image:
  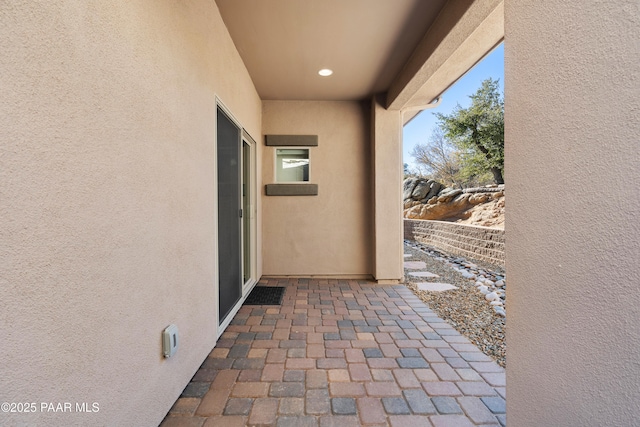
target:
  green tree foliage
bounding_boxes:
[435,78,504,185]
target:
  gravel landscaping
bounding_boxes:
[403,240,506,368]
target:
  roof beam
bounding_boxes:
[387,0,504,112]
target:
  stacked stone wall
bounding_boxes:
[404,219,505,267]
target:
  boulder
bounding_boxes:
[425,181,443,200]
[411,180,431,199]
[469,193,490,204]
[403,178,419,200]
[402,178,505,229]
[450,193,471,209]
[403,200,422,209]
[437,189,462,203]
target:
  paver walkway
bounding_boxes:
[161,278,506,427]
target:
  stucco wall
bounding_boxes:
[0,1,261,426]
[371,95,404,282]
[505,1,640,425]
[261,101,373,277]
[404,220,504,267]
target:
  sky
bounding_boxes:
[403,43,504,172]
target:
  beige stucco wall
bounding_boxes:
[261,101,373,277]
[0,1,261,426]
[371,95,404,282]
[505,1,640,425]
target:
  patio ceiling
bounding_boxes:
[215,0,446,101]
[215,0,504,109]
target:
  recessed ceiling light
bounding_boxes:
[318,69,333,77]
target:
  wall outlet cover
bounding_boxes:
[163,324,179,358]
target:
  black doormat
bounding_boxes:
[244,286,285,305]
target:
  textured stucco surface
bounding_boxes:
[371,96,404,282]
[262,101,373,277]
[505,1,640,425]
[0,1,261,426]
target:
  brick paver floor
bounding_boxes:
[160,278,506,426]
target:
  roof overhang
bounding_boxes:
[388,0,504,113]
[215,0,503,117]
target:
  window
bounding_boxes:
[276,148,309,182]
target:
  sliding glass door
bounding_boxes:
[217,107,242,323]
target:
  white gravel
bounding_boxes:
[403,241,506,368]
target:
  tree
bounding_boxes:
[435,78,504,184]
[410,127,464,188]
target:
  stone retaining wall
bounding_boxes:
[404,219,505,267]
